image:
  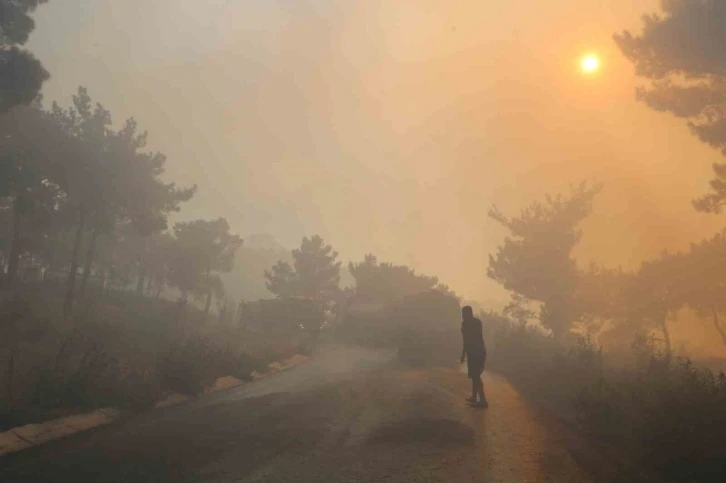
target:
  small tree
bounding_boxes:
[488,183,601,337]
[0,153,63,286]
[264,259,298,298]
[145,231,175,299]
[194,274,225,314]
[265,235,341,314]
[46,87,116,319]
[572,264,632,337]
[168,218,242,312]
[626,252,686,360]
[110,118,195,296]
[80,112,195,299]
[0,103,71,288]
[677,233,726,348]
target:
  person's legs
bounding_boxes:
[466,357,478,402]
[475,375,487,405]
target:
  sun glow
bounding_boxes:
[581,54,600,73]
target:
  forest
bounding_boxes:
[0,3,462,429]
[2,1,726,482]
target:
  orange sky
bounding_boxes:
[27,0,726,307]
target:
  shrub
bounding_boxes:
[576,353,726,481]
[333,309,398,349]
[229,352,267,381]
[240,298,324,332]
[394,290,461,366]
[297,340,313,357]
[158,335,227,396]
[336,289,461,366]
[26,338,125,412]
[483,316,726,482]
[118,369,163,411]
[1,286,314,429]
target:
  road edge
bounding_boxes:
[506,378,669,483]
[0,354,309,457]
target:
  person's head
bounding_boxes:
[462,306,473,319]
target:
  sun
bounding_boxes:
[581,54,600,73]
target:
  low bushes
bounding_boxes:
[1,330,132,429]
[575,335,726,481]
[158,335,273,395]
[394,290,461,366]
[334,305,400,349]
[0,292,305,431]
[483,316,726,482]
[334,289,461,366]
[158,335,226,396]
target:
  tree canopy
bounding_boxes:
[168,218,242,312]
[488,183,601,336]
[265,235,341,308]
[674,233,726,348]
[0,0,49,112]
[615,1,726,214]
[348,254,446,304]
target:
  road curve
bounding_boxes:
[0,346,592,483]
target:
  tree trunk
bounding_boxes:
[96,269,107,302]
[177,294,188,320]
[79,224,100,299]
[135,238,147,297]
[202,267,213,315]
[711,307,726,348]
[218,302,227,322]
[5,194,23,288]
[135,271,145,296]
[63,205,86,321]
[204,288,213,315]
[6,348,16,405]
[237,300,246,327]
[660,315,672,362]
[47,230,60,273]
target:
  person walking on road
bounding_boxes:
[460,305,488,408]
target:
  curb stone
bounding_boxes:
[0,354,309,456]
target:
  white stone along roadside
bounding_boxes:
[0,354,309,456]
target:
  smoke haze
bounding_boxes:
[26,0,726,303]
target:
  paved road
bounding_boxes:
[0,347,592,483]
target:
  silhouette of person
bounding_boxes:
[460,306,488,408]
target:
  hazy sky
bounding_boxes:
[26,0,726,303]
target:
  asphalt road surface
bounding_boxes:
[0,346,593,483]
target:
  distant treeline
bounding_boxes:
[487,182,726,356]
